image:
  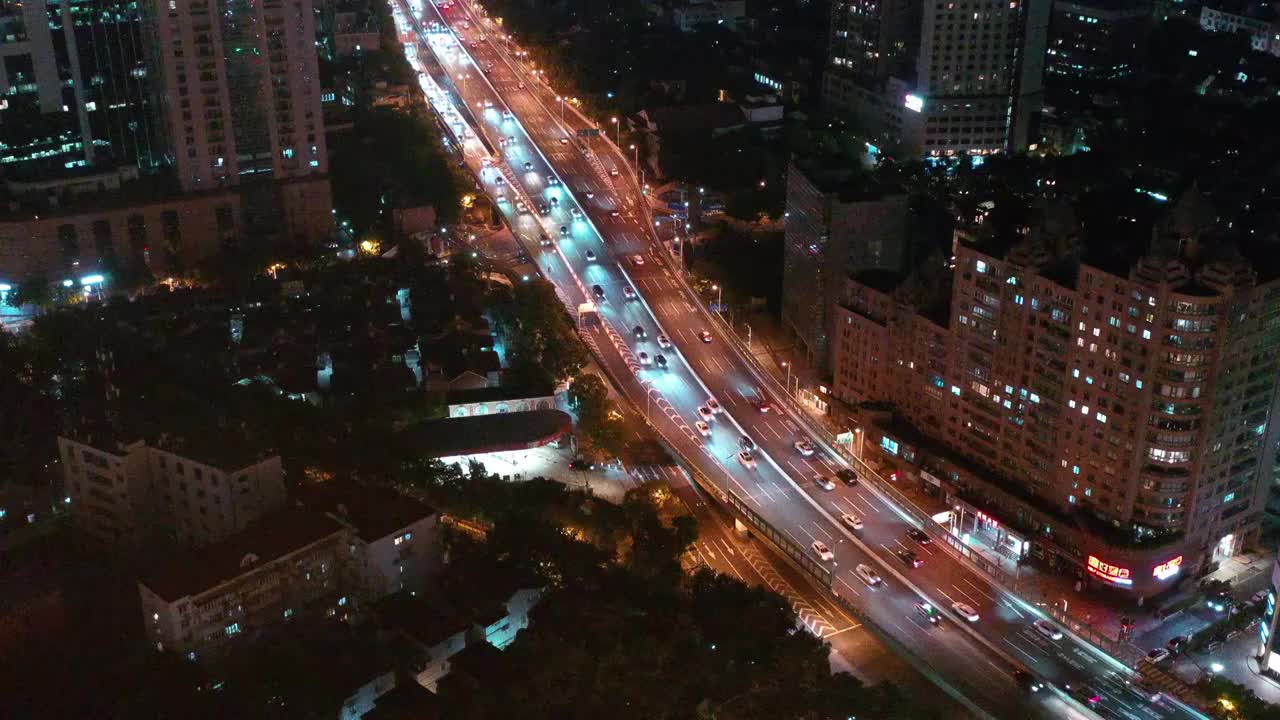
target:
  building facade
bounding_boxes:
[58,436,286,548]
[138,508,350,662]
[782,160,909,369]
[1048,0,1153,83]
[824,0,1052,159]
[1200,3,1280,57]
[830,212,1280,597]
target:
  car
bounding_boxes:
[498,137,509,148]
[501,110,512,119]
[1207,594,1233,613]
[695,421,711,437]
[506,135,516,145]
[1132,679,1163,703]
[1013,670,1044,693]
[638,352,651,366]
[609,168,620,177]
[906,528,932,546]
[494,174,505,185]
[1253,590,1270,605]
[591,285,605,300]
[855,564,882,586]
[1032,619,1064,641]
[515,200,526,213]
[585,250,597,261]
[559,137,570,145]
[812,541,834,562]
[547,175,560,185]
[915,602,942,625]
[610,210,620,217]
[559,225,569,237]
[654,354,668,369]
[1146,647,1172,664]
[523,161,533,170]
[706,398,722,414]
[1068,684,1101,707]
[739,435,755,451]
[897,549,924,568]
[815,476,836,491]
[540,236,553,247]
[951,601,979,622]
[700,331,713,343]
[623,286,636,300]
[755,400,772,413]
[836,469,859,486]
[517,81,525,89]
[657,334,671,348]
[794,439,815,456]
[631,254,645,266]
[1166,635,1188,653]
[585,191,595,199]
[737,451,756,469]
[632,325,646,339]
[537,202,550,216]
[697,406,714,421]
[570,207,581,218]
[841,513,863,531]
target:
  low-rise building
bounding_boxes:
[137,508,351,662]
[58,436,285,549]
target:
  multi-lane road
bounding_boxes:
[393,2,1210,719]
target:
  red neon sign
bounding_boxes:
[1153,556,1183,580]
[1087,555,1133,585]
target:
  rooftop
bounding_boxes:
[401,409,572,458]
[364,681,441,720]
[374,591,469,648]
[139,509,345,602]
[644,102,746,133]
[792,156,904,203]
[295,481,436,543]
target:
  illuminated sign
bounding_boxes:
[1153,556,1183,581]
[1087,555,1133,586]
[904,94,924,112]
[975,511,999,529]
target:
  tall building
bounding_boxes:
[0,0,159,181]
[782,159,910,369]
[1047,0,1153,83]
[1200,1,1280,57]
[145,0,327,190]
[58,435,286,548]
[830,193,1280,597]
[824,0,1052,160]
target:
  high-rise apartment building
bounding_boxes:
[824,0,1051,159]
[830,194,1280,597]
[1048,0,1153,83]
[58,435,286,548]
[782,159,910,369]
[145,0,327,190]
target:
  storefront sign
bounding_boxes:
[1087,555,1133,586]
[975,511,999,528]
[921,471,941,487]
[1153,556,1183,581]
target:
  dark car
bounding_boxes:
[897,550,924,568]
[739,435,755,451]
[1014,670,1044,693]
[906,528,932,546]
[654,354,668,369]
[592,285,605,301]
[836,469,859,486]
[633,325,646,339]
[1167,635,1188,654]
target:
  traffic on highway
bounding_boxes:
[393,2,1210,718]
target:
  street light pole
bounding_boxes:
[712,284,722,313]
[611,116,619,146]
[782,361,792,392]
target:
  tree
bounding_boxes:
[568,372,626,460]
[5,275,52,310]
[490,280,588,387]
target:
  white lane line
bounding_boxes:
[950,584,982,607]
[837,576,861,598]
[963,577,996,601]
[811,522,835,542]
[766,423,783,441]
[1004,637,1042,664]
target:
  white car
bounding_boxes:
[657,334,671,348]
[952,602,980,622]
[1146,648,1172,664]
[631,254,645,266]
[706,398,722,414]
[638,352,651,366]
[699,330,713,343]
[841,513,863,531]
[623,286,637,300]
[815,476,835,491]
[794,439,815,456]
[547,175,560,185]
[585,191,595,199]
[695,421,712,438]
[737,451,756,469]
[570,207,582,218]
[697,406,714,421]
[855,564,882,586]
[1033,619,1063,641]
[812,541,834,562]
[585,250,597,262]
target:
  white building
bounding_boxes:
[1200,5,1280,57]
[58,436,286,549]
[138,508,351,662]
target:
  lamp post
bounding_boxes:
[712,284,722,313]
[611,116,619,146]
[782,361,792,392]
[854,427,864,460]
[556,95,564,121]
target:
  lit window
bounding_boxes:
[225,623,241,636]
[1136,380,1144,389]
[1142,329,1151,340]
[1072,465,1080,475]
[338,596,347,607]
[881,437,900,455]
[1096,412,1107,423]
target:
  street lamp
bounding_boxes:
[711,284,722,313]
[556,95,565,121]
[611,116,619,146]
[782,361,792,391]
[853,427,864,460]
